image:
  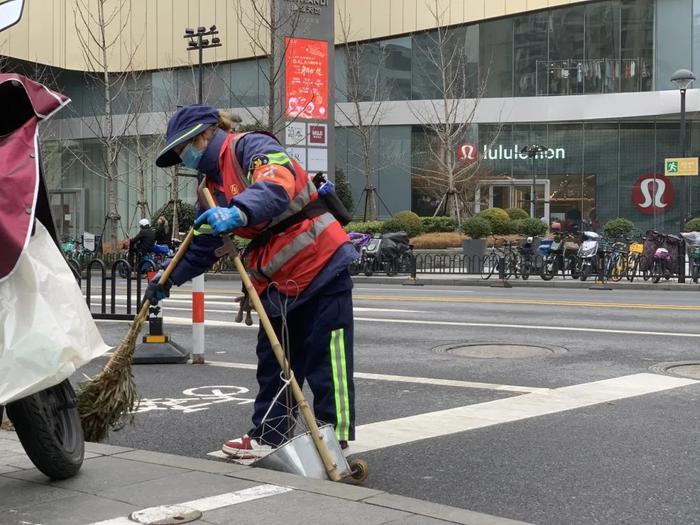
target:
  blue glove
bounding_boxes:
[194,206,247,236]
[318,180,335,197]
[143,270,172,305]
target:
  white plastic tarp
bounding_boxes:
[0,221,109,405]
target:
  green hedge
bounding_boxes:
[684,218,700,232]
[462,217,492,239]
[477,208,511,234]
[344,221,384,234]
[381,211,423,238]
[512,217,547,236]
[603,218,635,239]
[506,207,529,221]
[420,216,457,233]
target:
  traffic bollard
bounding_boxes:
[490,255,512,288]
[132,273,189,364]
[403,253,424,286]
[191,274,205,364]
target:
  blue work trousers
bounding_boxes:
[249,271,355,446]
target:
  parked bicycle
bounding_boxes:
[681,231,700,283]
[481,239,520,280]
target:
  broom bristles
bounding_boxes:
[78,309,148,442]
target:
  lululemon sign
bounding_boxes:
[631,174,675,215]
[457,143,478,165]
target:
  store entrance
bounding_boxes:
[547,174,596,232]
[476,179,550,222]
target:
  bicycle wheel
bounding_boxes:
[504,254,518,280]
[610,255,625,282]
[481,253,497,280]
[540,255,556,281]
[626,254,639,282]
[652,261,662,284]
[520,259,530,280]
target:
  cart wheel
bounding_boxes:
[348,458,369,484]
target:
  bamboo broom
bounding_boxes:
[78,229,195,442]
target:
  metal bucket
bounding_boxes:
[252,424,351,480]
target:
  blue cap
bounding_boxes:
[156,104,219,167]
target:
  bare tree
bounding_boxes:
[73,0,142,252]
[410,1,493,226]
[334,10,393,221]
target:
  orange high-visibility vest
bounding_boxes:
[206,132,349,295]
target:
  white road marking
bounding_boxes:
[205,360,546,394]
[97,314,700,339]
[351,373,698,453]
[87,484,292,525]
[353,316,700,339]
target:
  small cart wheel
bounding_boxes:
[348,458,369,484]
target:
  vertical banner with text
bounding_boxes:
[275,0,334,179]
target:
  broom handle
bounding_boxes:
[136,228,196,320]
[200,188,342,482]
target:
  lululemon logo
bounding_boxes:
[457,143,478,165]
[631,174,675,216]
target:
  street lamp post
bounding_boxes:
[521,144,548,220]
[184,26,222,104]
[671,69,695,284]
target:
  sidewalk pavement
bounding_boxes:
[206,271,700,291]
[0,429,528,525]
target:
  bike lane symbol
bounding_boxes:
[137,385,255,414]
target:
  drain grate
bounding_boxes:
[433,343,563,359]
[651,361,700,380]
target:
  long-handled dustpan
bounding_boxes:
[200,188,367,483]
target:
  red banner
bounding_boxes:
[285,37,329,120]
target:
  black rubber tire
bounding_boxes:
[521,262,530,280]
[363,260,374,277]
[481,254,497,280]
[568,256,580,280]
[580,264,591,281]
[6,380,84,480]
[540,256,555,281]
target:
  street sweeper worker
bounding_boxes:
[149,104,356,458]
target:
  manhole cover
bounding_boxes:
[434,343,560,359]
[651,361,700,380]
[130,505,202,525]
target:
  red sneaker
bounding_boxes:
[222,434,273,459]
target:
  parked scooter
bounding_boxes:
[681,232,700,283]
[362,232,413,276]
[0,69,86,477]
[576,231,601,281]
[0,1,98,481]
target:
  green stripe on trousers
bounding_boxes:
[330,328,350,441]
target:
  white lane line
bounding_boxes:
[205,360,546,394]
[95,314,700,339]
[354,316,700,339]
[87,484,292,525]
[351,373,698,453]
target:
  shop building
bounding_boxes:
[2,0,700,239]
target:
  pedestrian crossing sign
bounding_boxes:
[665,157,698,176]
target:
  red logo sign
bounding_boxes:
[631,174,675,215]
[309,124,327,146]
[457,143,478,165]
[285,37,329,120]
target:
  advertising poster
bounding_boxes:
[285,37,329,120]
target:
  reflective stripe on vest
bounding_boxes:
[258,212,336,278]
[267,178,317,228]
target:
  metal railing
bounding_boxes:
[71,257,141,320]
